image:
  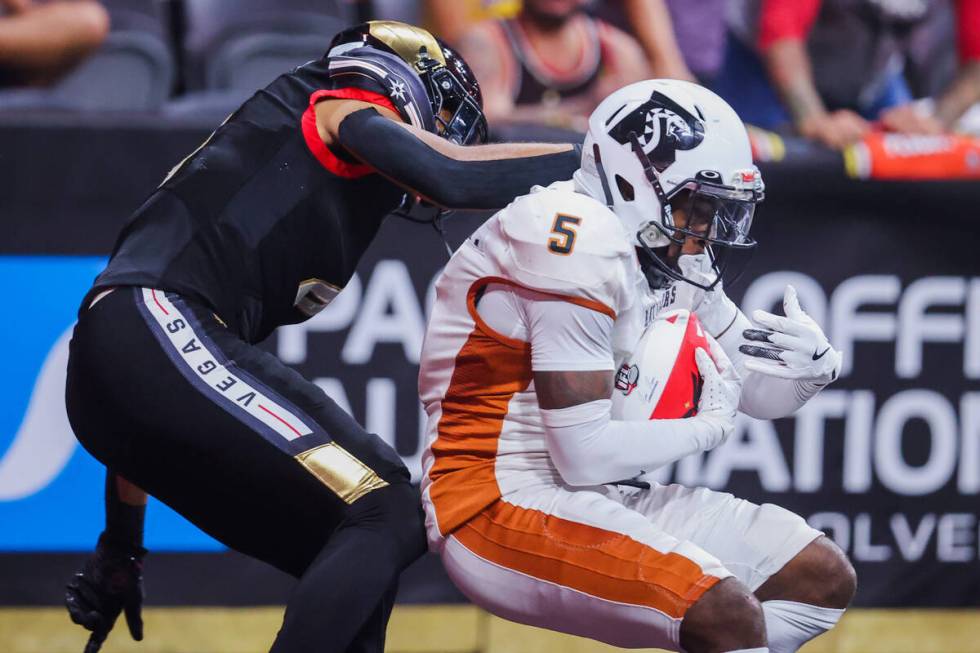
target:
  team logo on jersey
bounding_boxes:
[607,91,705,172]
[615,363,640,396]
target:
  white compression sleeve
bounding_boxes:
[738,374,827,420]
[716,307,825,420]
[762,600,844,653]
[540,399,724,487]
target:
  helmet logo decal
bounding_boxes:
[387,78,407,102]
[608,91,705,172]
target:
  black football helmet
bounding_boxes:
[328,21,488,145]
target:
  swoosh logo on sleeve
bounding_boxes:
[812,347,831,361]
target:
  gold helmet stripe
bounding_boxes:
[367,20,446,70]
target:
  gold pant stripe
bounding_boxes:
[295,442,388,504]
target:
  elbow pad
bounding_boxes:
[337,109,580,210]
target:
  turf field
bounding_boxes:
[4,606,980,653]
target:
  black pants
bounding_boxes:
[66,287,426,653]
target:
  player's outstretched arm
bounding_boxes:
[66,473,147,653]
[316,99,580,210]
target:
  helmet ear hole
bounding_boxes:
[615,175,635,202]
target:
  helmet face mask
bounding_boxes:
[417,43,489,145]
[636,146,762,292]
[575,80,765,291]
[659,177,760,250]
[636,233,754,292]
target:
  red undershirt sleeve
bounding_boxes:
[301,87,399,179]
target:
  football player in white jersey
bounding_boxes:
[418,80,855,653]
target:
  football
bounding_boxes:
[611,309,709,420]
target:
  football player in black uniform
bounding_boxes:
[63,21,580,653]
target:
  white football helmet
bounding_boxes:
[573,79,764,290]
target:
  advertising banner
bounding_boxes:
[1,130,977,606]
[0,256,223,551]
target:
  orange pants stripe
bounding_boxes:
[454,499,720,620]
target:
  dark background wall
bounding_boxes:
[1,117,978,607]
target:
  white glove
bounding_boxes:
[693,346,740,451]
[741,285,842,384]
[674,254,739,337]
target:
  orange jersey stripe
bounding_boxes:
[455,500,719,619]
[427,324,532,536]
[474,276,617,321]
[428,277,616,536]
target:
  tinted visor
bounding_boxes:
[667,181,758,249]
[638,177,762,291]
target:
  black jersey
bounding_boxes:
[90,58,406,344]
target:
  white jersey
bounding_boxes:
[418,184,824,652]
[418,181,650,545]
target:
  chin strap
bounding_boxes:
[636,245,673,290]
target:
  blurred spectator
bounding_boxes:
[426,0,521,44]
[590,0,698,81]
[0,0,109,87]
[432,1,696,83]
[369,0,423,25]
[662,0,726,82]
[880,0,980,136]
[717,0,980,150]
[454,0,650,132]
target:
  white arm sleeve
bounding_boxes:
[717,307,826,420]
[540,400,724,486]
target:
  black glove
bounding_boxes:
[65,533,146,653]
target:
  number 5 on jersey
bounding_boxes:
[548,214,581,255]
